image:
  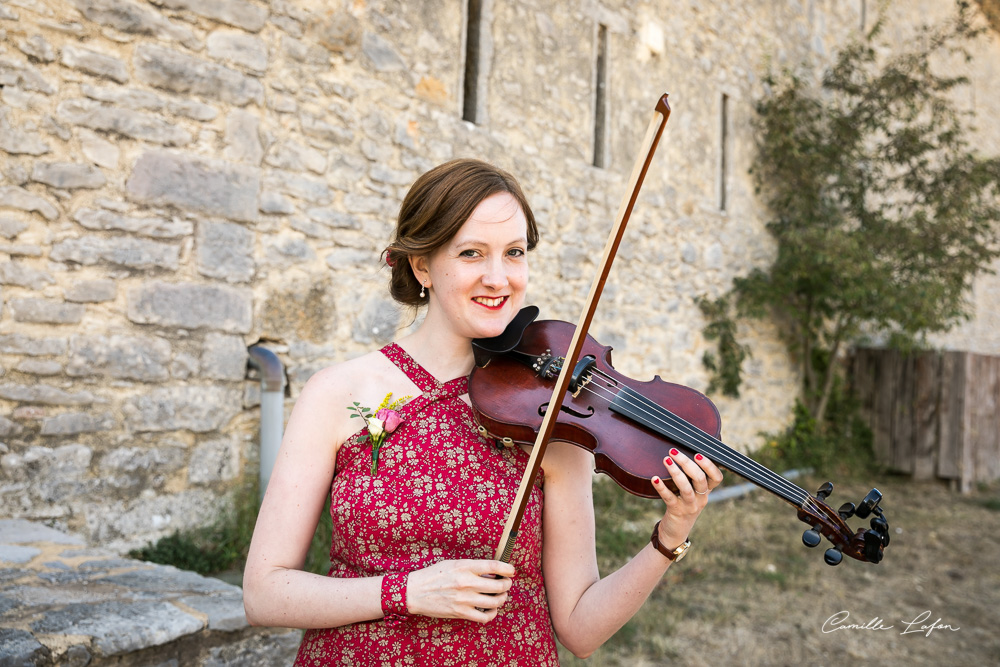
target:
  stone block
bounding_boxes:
[315,10,361,54]
[1,445,94,503]
[60,44,129,84]
[64,278,117,303]
[123,385,242,432]
[188,436,240,484]
[264,170,333,205]
[207,29,269,74]
[261,277,335,343]
[79,128,120,168]
[351,296,399,345]
[299,111,353,144]
[0,415,21,437]
[0,519,86,545]
[305,206,361,230]
[177,591,247,631]
[223,109,263,165]
[0,110,50,155]
[0,334,69,356]
[258,190,295,214]
[17,35,57,63]
[127,281,253,333]
[56,99,192,146]
[31,600,204,656]
[0,260,55,289]
[99,445,185,489]
[0,384,95,405]
[40,411,115,435]
[9,298,85,324]
[0,55,56,94]
[127,150,260,223]
[153,0,269,32]
[74,208,193,239]
[66,0,199,48]
[67,334,172,382]
[0,217,29,239]
[264,139,327,174]
[361,32,406,72]
[14,359,62,376]
[30,161,106,189]
[134,43,264,106]
[263,234,315,267]
[0,628,50,665]
[201,332,249,381]
[51,236,181,271]
[0,185,58,220]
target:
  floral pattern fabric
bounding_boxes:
[294,343,559,666]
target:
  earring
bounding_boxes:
[420,283,426,298]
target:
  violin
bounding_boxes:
[469,306,890,566]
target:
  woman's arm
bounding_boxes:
[242,360,515,629]
[540,441,722,658]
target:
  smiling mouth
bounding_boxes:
[472,296,507,309]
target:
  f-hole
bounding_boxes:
[539,402,595,419]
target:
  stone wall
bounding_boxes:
[0,0,998,552]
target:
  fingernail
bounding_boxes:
[669,448,679,456]
[695,454,703,461]
[665,457,674,466]
[652,476,661,485]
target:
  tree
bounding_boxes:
[704,1,1000,431]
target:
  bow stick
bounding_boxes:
[493,94,672,563]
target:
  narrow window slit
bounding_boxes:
[593,24,609,168]
[463,0,483,123]
[719,93,729,212]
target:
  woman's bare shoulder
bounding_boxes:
[300,350,396,403]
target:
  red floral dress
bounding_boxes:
[294,343,559,666]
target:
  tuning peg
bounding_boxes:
[863,529,884,563]
[838,502,856,519]
[855,488,883,519]
[802,524,823,548]
[870,516,890,546]
[824,546,843,566]
[816,481,834,500]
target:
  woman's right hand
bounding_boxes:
[404,559,515,623]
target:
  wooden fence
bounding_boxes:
[851,348,1000,493]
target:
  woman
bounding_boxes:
[243,159,723,665]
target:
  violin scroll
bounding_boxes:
[798,482,890,565]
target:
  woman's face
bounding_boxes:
[415,192,529,341]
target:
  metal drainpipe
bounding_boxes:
[248,345,286,503]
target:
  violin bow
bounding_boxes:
[494,94,672,563]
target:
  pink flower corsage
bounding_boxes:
[348,392,409,476]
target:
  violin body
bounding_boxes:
[469,310,890,565]
[470,319,720,499]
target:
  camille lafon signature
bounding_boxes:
[822,610,960,637]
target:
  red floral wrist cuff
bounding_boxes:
[380,572,410,627]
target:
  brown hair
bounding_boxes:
[385,158,538,306]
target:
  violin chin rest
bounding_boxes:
[472,305,540,366]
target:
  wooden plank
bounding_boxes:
[960,353,975,493]
[937,351,966,480]
[892,351,916,474]
[912,352,940,480]
[967,353,1000,485]
[872,349,895,467]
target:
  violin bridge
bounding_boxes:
[571,374,592,398]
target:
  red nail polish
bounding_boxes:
[669,448,679,456]
[652,476,660,484]
[665,457,674,466]
[695,454,703,461]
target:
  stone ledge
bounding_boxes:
[0,520,300,666]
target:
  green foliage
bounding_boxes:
[698,295,750,398]
[702,1,1000,434]
[129,478,259,575]
[129,477,334,577]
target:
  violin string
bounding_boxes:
[555,364,811,504]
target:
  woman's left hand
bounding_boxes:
[650,449,724,553]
